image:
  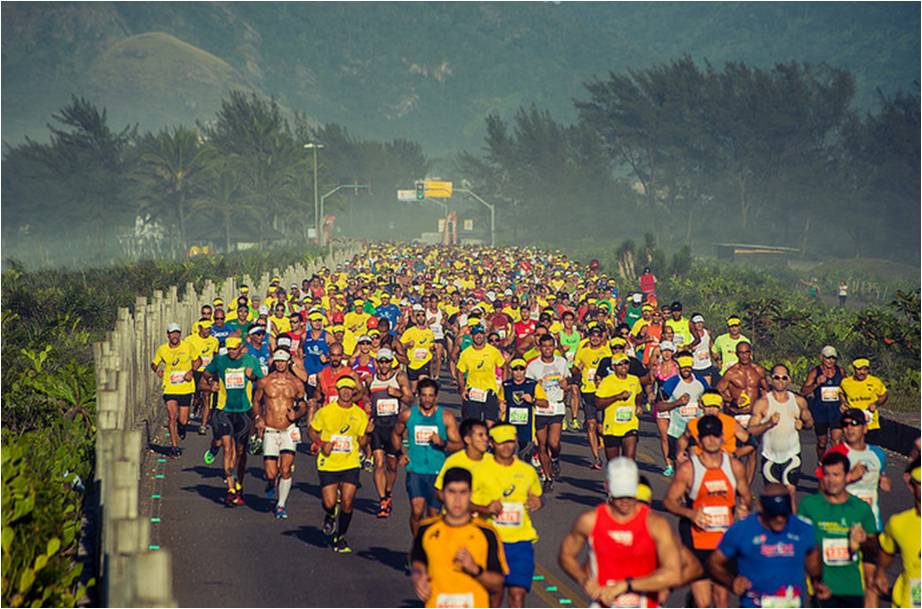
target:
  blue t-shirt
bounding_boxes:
[717,513,816,608]
[246,341,270,375]
[375,304,401,333]
[302,331,330,376]
[209,324,234,347]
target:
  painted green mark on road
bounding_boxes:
[533,575,545,581]
[559,599,573,605]
[158,458,167,463]
[150,517,161,523]
[148,545,160,550]
[155,474,166,479]
[546,585,558,592]
[151,494,161,499]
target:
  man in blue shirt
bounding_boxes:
[709,484,823,608]
[375,292,401,333]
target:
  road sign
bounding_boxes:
[424,180,453,198]
[437,218,447,232]
[463,219,474,231]
[397,189,417,202]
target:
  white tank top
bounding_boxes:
[761,390,801,463]
[692,329,712,370]
[427,309,444,339]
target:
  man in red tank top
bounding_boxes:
[559,458,682,607]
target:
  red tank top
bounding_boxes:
[590,503,659,608]
[318,365,353,404]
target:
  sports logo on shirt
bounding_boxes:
[339,423,351,433]
[502,484,516,497]
[608,530,634,545]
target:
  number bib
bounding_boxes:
[468,388,488,403]
[820,386,840,402]
[413,348,429,361]
[225,369,246,389]
[678,404,700,419]
[330,434,353,453]
[494,502,523,527]
[169,371,188,385]
[414,424,439,445]
[702,506,731,531]
[435,593,474,608]
[822,537,852,566]
[610,592,645,608]
[734,414,751,427]
[289,427,302,443]
[535,402,556,416]
[585,368,597,384]
[760,594,801,608]
[673,334,686,346]
[910,578,920,607]
[616,406,634,422]
[375,398,399,417]
[308,374,318,387]
[508,407,529,425]
[261,364,269,376]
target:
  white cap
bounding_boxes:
[218,347,228,356]
[632,293,642,303]
[659,340,676,352]
[166,322,181,333]
[411,303,425,312]
[356,335,371,343]
[258,304,269,315]
[690,314,705,324]
[376,348,394,360]
[606,457,639,498]
[821,345,838,358]
[486,291,496,300]
[277,336,292,348]
[272,349,291,362]
[248,325,266,335]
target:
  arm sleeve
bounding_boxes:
[456,351,469,374]
[410,525,429,566]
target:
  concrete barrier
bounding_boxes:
[92,244,362,606]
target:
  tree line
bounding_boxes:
[457,57,920,261]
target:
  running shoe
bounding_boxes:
[542,479,554,494]
[198,425,208,435]
[322,513,336,536]
[265,481,276,500]
[561,418,569,431]
[178,426,186,441]
[590,458,603,471]
[662,465,675,478]
[551,459,561,480]
[530,452,541,469]
[274,505,288,520]
[232,491,245,506]
[570,418,583,432]
[168,446,182,459]
[362,457,374,473]
[377,499,390,519]
[332,536,352,553]
[235,481,242,493]
[203,447,217,465]
[224,490,237,508]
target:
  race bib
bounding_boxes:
[694,350,709,363]
[435,593,474,608]
[413,348,429,361]
[610,592,644,608]
[509,407,529,425]
[535,401,556,416]
[495,502,523,527]
[760,594,801,609]
[822,537,852,566]
[468,388,487,403]
[376,398,399,417]
[613,406,633,422]
[702,505,731,531]
[734,414,751,428]
[565,350,575,363]
[585,368,597,384]
[261,364,269,376]
[289,427,302,443]
[678,404,700,419]
[910,578,920,607]
[820,386,839,402]
[674,334,686,346]
[497,328,507,339]
[225,369,246,389]
[308,374,318,387]
[330,434,353,453]
[169,371,188,385]
[414,424,439,445]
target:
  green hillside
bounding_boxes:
[2,2,918,155]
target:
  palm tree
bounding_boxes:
[192,160,261,252]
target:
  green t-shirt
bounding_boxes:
[226,319,252,337]
[797,493,877,597]
[711,333,750,374]
[205,353,264,412]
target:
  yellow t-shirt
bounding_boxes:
[152,342,197,394]
[183,334,219,371]
[502,307,521,323]
[479,458,543,543]
[434,451,495,506]
[344,311,371,334]
[310,403,369,472]
[574,344,611,393]
[879,507,921,608]
[402,326,435,369]
[666,318,692,348]
[840,374,887,430]
[457,345,506,392]
[596,373,642,436]
[630,318,651,338]
[269,315,291,337]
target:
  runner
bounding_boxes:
[710,315,750,375]
[840,357,889,445]
[663,414,752,608]
[307,376,371,553]
[434,419,494,512]
[183,319,219,434]
[595,353,643,461]
[655,353,707,477]
[665,301,691,350]
[873,458,921,609]
[200,336,264,506]
[716,341,768,483]
[686,313,714,385]
[227,303,252,336]
[801,345,847,458]
[253,350,308,519]
[573,325,611,469]
[526,334,570,485]
[367,348,412,518]
[151,322,200,456]
[558,458,682,607]
[401,304,436,392]
[316,342,362,407]
[798,451,879,607]
[555,310,582,431]
[456,323,506,427]
[410,467,508,608]
[391,378,462,536]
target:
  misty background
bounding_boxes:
[2,2,919,269]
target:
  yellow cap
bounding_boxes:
[368,328,381,337]
[196,320,213,331]
[213,298,224,306]
[240,286,249,294]
[637,483,653,504]
[331,325,345,333]
[308,312,325,321]
[466,317,481,327]
[852,358,870,369]
[726,316,742,326]
[641,304,654,311]
[701,393,723,408]
[611,354,629,364]
[225,337,242,349]
[610,337,627,347]
[510,358,527,368]
[336,376,357,389]
[489,424,518,444]
[677,355,694,368]
[353,299,364,305]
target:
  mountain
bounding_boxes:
[2,2,918,156]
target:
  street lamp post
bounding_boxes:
[320,183,370,245]
[457,187,496,247]
[304,143,324,243]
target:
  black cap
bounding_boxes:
[698,414,723,438]
[588,325,603,335]
[841,408,868,425]
[671,301,683,310]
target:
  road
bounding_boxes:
[148,369,915,608]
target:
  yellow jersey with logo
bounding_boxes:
[310,403,369,471]
[401,326,435,369]
[152,342,197,394]
[479,458,543,543]
[596,373,642,436]
[574,344,611,393]
[434,451,495,506]
[457,344,506,392]
[840,374,887,430]
[183,334,219,371]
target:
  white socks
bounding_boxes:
[277,476,292,508]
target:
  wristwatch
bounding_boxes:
[469,564,484,578]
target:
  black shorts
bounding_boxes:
[211,409,252,445]
[534,414,564,431]
[678,518,715,581]
[318,467,360,488]
[461,391,500,422]
[407,363,431,381]
[163,393,193,407]
[810,401,843,434]
[602,430,638,448]
[581,392,603,423]
[370,422,399,455]
[762,455,802,487]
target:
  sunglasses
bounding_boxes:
[214,317,225,321]
[511,366,526,371]
[612,345,626,350]
[772,375,789,381]
[843,420,864,427]
[823,355,838,360]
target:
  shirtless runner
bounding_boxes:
[716,341,768,483]
[254,350,310,519]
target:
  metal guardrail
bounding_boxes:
[92,244,362,606]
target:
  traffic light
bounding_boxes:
[416,181,425,200]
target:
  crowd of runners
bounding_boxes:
[151,243,920,608]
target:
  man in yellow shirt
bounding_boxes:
[840,358,888,444]
[151,322,201,458]
[479,424,543,608]
[456,324,507,426]
[183,320,219,434]
[307,376,371,553]
[344,299,371,334]
[434,419,494,510]
[595,353,643,461]
[873,459,920,608]
[573,325,611,470]
[401,304,436,392]
[269,302,291,337]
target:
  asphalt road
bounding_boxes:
[151,370,916,608]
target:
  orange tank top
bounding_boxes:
[689,452,736,550]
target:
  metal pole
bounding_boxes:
[457,188,496,247]
[312,147,319,242]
